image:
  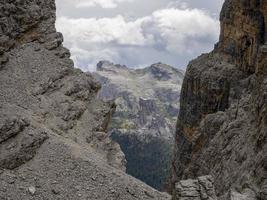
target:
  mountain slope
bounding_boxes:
[172,0,267,199]
[94,61,184,190]
[0,0,170,199]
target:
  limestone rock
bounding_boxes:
[173,176,217,200]
[0,116,29,143]
[28,186,36,195]
[0,0,170,199]
[0,53,8,66]
[172,0,267,199]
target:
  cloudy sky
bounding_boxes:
[56,0,224,71]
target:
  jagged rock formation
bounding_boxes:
[0,0,170,199]
[173,176,217,200]
[94,61,184,190]
[172,0,267,200]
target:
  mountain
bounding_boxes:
[94,61,184,190]
[0,0,170,199]
[172,0,267,199]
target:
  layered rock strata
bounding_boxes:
[172,0,267,199]
[0,0,170,199]
[173,176,217,200]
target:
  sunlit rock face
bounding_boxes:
[217,0,267,74]
[0,1,171,199]
[172,0,267,199]
[94,61,184,190]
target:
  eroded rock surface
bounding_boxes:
[173,176,217,200]
[172,0,267,199]
[0,0,170,199]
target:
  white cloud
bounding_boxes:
[58,16,150,45]
[56,5,220,71]
[60,0,133,9]
[149,8,219,54]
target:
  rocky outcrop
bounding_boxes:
[173,176,260,200]
[0,0,170,199]
[172,0,267,199]
[0,0,62,65]
[173,176,217,200]
[94,61,184,190]
[217,0,267,74]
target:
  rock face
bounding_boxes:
[173,176,217,200]
[94,61,184,190]
[172,0,267,199]
[0,0,170,199]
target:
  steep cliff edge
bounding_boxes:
[0,0,170,199]
[94,61,184,190]
[172,0,267,199]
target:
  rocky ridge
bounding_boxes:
[0,0,170,199]
[94,60,184,140]
[94,60,184,190]
[172,0,267,199]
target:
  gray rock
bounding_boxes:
[0,117,29,143]
[173,176,217,200]
[0,53,9,66]
[44,32,64,50]
[172,0,267,200]
[0,0,171,199]
[28,186,36,195]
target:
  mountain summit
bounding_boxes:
[94,61,184,190]
[94,61,184,139]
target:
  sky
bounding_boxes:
[56,0,224,71]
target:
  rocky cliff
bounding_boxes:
[0,0,170,199]
[172,0,267,199]
[94,61,184,190]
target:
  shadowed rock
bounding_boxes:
[172,1,267,199]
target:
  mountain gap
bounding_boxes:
[93,60,184,191]
[0,0,266,200]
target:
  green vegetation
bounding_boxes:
[111,132,173,191]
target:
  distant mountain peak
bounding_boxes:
[96,60,127,72]
[95,61,184,86]
[93,59,184,190]
[149,63,184,74]
[146,63,177,80]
